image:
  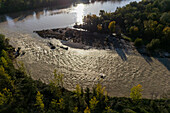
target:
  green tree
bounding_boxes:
[160,12,170,24]
[96,83,105,100]
[84,106,91,113]
[85,87,90,106]
[144,20,158,39]
[35,91,44,111]
[134,38,143,47]
[0,66,13,90]
[129,26,139,38]
[50,98,65,111]
[73,106,79,113]
[0,88,13,106]
[130,84,143,100]
[89,96,99,110]
[163,27,170,37]
[52,70,64,88]
[146,39,160,51]
[0,34,6,50]
[0,57,8,68]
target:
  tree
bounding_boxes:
[84,106,90,113]
[96,83,105,100]
[160,12,170,24]
[0,57,8,68]
[0,88,13,106]
[108,21,116,33]
[50,98,65,111]
[74,84,85,112]
[163,27,170,38]
[0,34,6,50]
[73,107,79,113]
[146,39,160,51]
[134,38,143,47]
[89,96,99,110]
[35,91,44,111]
[0,66,13,90]
[85,87,90,106]
[144,20,158,39]
[130,84,143,100]
[129,26,139,38]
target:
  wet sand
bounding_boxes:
[0,28,170,99]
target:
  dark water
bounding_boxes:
[0,0,141,33]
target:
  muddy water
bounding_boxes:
[0,0,169,99]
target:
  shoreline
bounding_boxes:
[34,28,136,52]
[0,28,170,99]
[35,27,170,58]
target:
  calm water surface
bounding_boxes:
[0,0,141,33]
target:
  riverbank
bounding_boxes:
[35,28,170,58]
[1,27,169,99]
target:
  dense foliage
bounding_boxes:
[0,0,91,14]
[0,34,170,112]
[80,0,170,52]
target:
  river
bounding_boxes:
[0,0,169,99]
[0,0,141,33]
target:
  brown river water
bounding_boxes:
[0,0,169,99]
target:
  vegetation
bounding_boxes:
[134,38,143,47]
[0,34,169,112]
[130,84,143,100]
[79,0,170,52]
[0,0,90,14]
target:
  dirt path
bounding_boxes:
[0,28,169,99]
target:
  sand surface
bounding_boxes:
[0,28,170,99]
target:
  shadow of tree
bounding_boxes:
[115,48,127,61]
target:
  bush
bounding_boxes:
[146,39,160,51]
[134,38,143,47]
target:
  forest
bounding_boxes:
[0,0,91,14]
[76,0,170,52]
[0,34,170,113]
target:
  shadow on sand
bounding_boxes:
[136,48,170,70]
[156,58,170,71]
[115,48,127,61]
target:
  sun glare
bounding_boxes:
[74,4,84,24]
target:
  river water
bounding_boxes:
[0,0,141,33]
[0,0,169,99]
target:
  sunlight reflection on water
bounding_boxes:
[0,0,141,33]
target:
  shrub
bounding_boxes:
[134,38,143,47]
[146,39,160,51]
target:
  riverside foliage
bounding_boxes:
[0,0,91,14]
[80,0,170,52]
[0,34,170,112]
